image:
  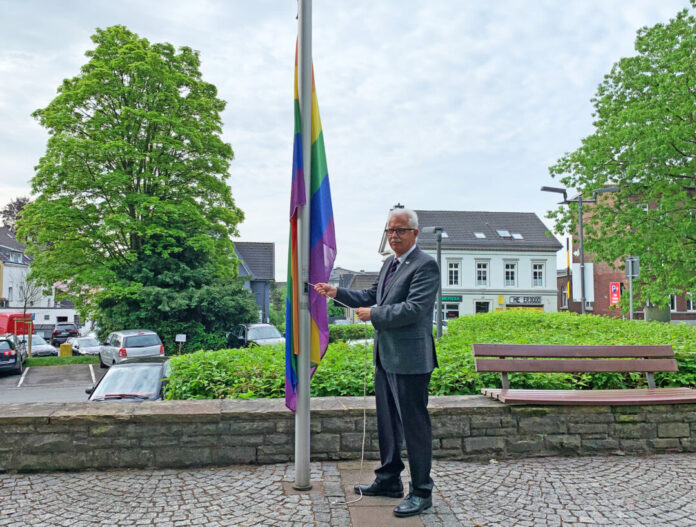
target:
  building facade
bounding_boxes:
[379,210,562,319]
[556,235,696,322]
[234,241,275,323]
[0,228,78,336]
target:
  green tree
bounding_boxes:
[268,280,286,328]
[19,25,252,344]
[548,2,696,308]
[327,298,345,319]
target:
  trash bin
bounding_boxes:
[59,343,72,357]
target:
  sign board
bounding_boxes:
[441,295,462,302]
[571,263,595,302]
[609,282,621,306]
[625,257,640,279]
[508,296,542,305]
[175,334,187,343]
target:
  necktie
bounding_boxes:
[383,258,399,290]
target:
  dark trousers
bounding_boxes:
[373,362,433,497]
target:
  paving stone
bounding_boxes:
[2,454,696,526]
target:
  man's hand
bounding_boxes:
[356,307,371,321]
[314,282,337,298]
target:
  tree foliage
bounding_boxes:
[548,2,696,308]
[19,25,253,341]
[1,197,30,235]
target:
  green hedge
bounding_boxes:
[328,323,374,342]
[165,310,696,400]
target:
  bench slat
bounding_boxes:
[473,343,674,358]
[482,387,696,405]
[475,358,678,373]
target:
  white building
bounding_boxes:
[0,228,78,336]
[378,210,562,319]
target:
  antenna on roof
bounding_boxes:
[392,203,405,210]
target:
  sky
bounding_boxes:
[0,0,691,280]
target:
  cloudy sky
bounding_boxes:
[0,0,690,280]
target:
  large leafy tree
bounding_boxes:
[20,25,256,345]
[549,2,696,308]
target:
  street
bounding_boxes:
[0,365,106,404]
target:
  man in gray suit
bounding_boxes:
[314,208,439,518]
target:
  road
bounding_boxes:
[0,364,106,403]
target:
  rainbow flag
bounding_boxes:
[285,44,337,411]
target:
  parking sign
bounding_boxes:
[609,282,621,305]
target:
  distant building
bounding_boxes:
[341,271,380,321]
[378,210,562,319]
[0,227,78,336]
[235,242,275,323]
[556,198,696,321]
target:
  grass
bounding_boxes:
[27,355,100,367]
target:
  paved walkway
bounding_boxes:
[2,454,696,526]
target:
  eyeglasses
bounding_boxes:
[385,228,415,236]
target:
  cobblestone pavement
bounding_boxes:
[1,454,695,526]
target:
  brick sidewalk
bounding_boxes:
[2,454,696,526]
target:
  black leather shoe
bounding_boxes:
[393,494,432,517]
[354,480,404,498]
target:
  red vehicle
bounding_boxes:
[0,312,33,335]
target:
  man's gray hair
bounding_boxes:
[388,208,419,229]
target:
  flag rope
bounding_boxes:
[308,281,369,505]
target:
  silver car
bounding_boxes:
[99,330,164,368]
[10,334,57,357]
[66,336,101,356]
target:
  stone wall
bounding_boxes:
[2,396,696,472]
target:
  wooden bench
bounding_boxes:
[474,343,696,405]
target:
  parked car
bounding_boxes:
[86,358,171,401]
[331,319,353,325]
[226,323,285,348]
[12,334,58,357]
[99,329,165,368]
[66,336,101,356]
[0,336,26,375]
[51,323,79,346]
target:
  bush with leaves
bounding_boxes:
[166,310,696,400]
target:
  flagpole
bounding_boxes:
[294,0,312,491]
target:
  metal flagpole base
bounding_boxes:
[292,483,313,491]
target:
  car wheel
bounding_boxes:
[99,353,107,369]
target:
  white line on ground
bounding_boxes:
[17,367,29,388]
[89,364,95,384]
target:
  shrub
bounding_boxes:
[328,323,374,343]
[165,310,696,400]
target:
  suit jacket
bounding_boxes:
[335,246,439,374]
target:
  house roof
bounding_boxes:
[411,210,563,252]
[346,271,379,291]
[330,266,357,280]
[0,227,24,251]
[234,242,275,281]
[0,227,29,265]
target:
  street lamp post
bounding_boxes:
[421,226,447,339]
[541,186,618,315]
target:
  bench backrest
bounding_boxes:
[473,344,676,389]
